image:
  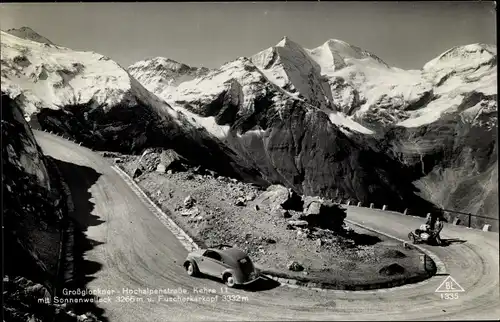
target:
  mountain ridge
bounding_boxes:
[4,26,55,45]
[2,29,497,220]
[128,36,496,132]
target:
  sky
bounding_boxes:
[0,2,496,70]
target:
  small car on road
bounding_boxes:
[183,245,260,287]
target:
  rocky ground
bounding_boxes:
[110,149,433,287]
[3,276,100,322]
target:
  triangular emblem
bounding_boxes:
[435,276,465,292]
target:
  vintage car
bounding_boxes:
[183,245,260,287]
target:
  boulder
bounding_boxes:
[188,214,204,222]
[184,195,195,208]
[245,192,256,201]
[271,205,290,218]
[26,283,51,303]
[103,151,118,158]
[256,184,302,210]
[287,220,308,227]
[137,147,163,172]
[132,167,143,178]
[301,196,347,231]
[265,238,276,244]
[379,263,406,276]
[156,164,166,173]
[234,198,246,206]
[302,196,324,215]
[158,149,188,173]
[287,261,304,272]
[180,207,200,217]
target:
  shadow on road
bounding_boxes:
[53,158,109,322]
[242,276,281,292]
[193,274,280,292]
[439,238,468,247]
[347,232,382,246]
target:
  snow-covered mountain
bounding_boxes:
[130,36,496,133]
[2,30,141,122]
[0,31,264,181]
[2,30,497,219]
[128,36,497,219]
[250,37,335,111]
[128,57,210,101]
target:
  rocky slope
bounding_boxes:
[167,56,436,210]
[2,92,101,321]
[115,155,432,287]
[2,91,64,283]
[381,115,498,225]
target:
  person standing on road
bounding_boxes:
[425,212,436,230]
[418,213,433,234]
[433,216,444,245]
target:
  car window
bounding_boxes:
[238,257,254,274]
[203,250,222,262]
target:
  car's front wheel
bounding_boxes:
[185,262,198,277]
[223,273,236,288]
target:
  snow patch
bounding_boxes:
[397,95,464,127]
[169,104,230,139]
[328,112,374,134]
[236,128,266,138]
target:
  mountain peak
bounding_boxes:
[5,26,54,45]
[423,43,497,71]
[319,39,388,66]
[324,38,350,46]
[437,43,496,61]
[129,56,193,73]
[276,36,303,50]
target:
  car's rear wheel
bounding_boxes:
[224,274,235,288]
[186,262,198,277]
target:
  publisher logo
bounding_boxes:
[435,276,464,300]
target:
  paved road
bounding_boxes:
[35,130,499,321]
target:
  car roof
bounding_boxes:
[207,247,248,261]
[220,247,248,259]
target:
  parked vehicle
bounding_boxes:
[408,226,437,245]
[183,245,260,287]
